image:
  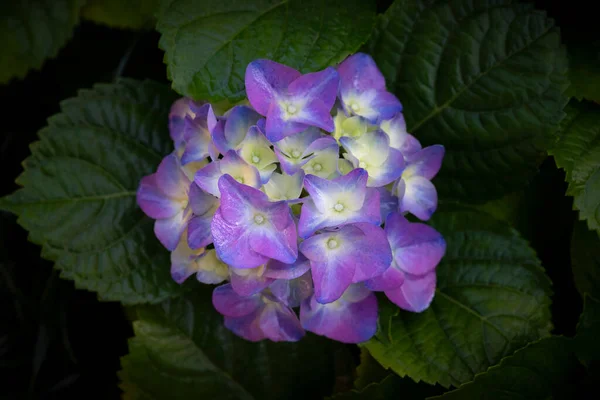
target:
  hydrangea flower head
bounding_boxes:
[137,52,446,344]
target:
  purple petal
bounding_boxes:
[385,212,446,276]
[303,168,367,213]
[274,127,323,174]
[230,266,275,296]
[291,99,335,132]
[288,67,339,110]
[193,161,222,197]
[399,176,438,220]
[170,240,202,284]
[351,223,393,283]
[156,153,190,198]
[365,262,406,291]
[265,102,310,142]
[224,105,261,148]
[404,145,445,180]
[264,255,311,280]
[248,214,298,264]
[213,284,261,317]
[211,209,270,268]
[270,271,314,307]
[370,91,403,122]
[300,285,378,343]
[187,215,213,249]
[169,98,195,147]
[210,119,230,154]
[224,312,266,341]
[338,53,386,94]
[380,113,422,155]
[258,302,305,342]
[154,207,192,251]
[364,148,406,187]
[217,173,268,223]
[181,113,212,165]
[377,187,399,222]
[137,174,181,219]
[245,59,301,115]
[385,271,437,312]
[188,183,219,216]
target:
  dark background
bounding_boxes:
[0,0,596,398]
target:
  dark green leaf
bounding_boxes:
[575,295,600,367]
[0,79,184,304]
[549,100,600,235]
[571,221,600,298]
[364,207,553,387]
[156,0,376,102]
[367,0,569,202]
[354,348,390,390]
[427,336,580,400]
[566,40,600,103]
[81,0,160,29]
[0,0,86,83]
[120,288,336,400]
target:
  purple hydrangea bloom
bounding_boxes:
[213,284,305,342]
[245,60,339,142]
[211,174,298,269]
[138,54,447,344]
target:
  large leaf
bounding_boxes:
[549,100,600,235]
[0,0,86,83]
[119,289,336,400]
[428,336,580,400]
[156,0,376,102]
[81,0,160,29]
[0,79,184,305]
[367,0,568,202]
[364,207,553,388]
[566,40,600,103]
[571,221,600,298]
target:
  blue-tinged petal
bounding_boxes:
[303,167,368,213]
[210,119,230,154]
[230,265,274,296]
[188,183,219,216]
[169,97,200,148]
[365,260,406,291]
[224,311,265,341]
[211,209,270,268]
[351,223,393,283]
[154,206,192,251]
[265,101,310,142]
[385,271,436,312]
[264,255,311,280]
[337,53,386,95]
[258,300,305,342]
[270,271,313,307]
[193,161,222,197]
[245,59,301,116]
[404,145,445,180]
[212,284,261,317]
[181,113,212,165]
[362,148,405,187]
[195,151,260,197]
[377,187,398,222]
[291,99,335,133]
[300,284,378,343]
[248,218,298,264]
[137,174,181,219]
[369,91,403,122]
[217,173,267,223]
[380,113,422,156]
[399,176,438,220]
[187,214,213,249]
[224,105,261,149]
[288,67,339,110]
[156,153,190,199]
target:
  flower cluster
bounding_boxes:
[137,53,446,343]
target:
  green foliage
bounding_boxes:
[156,0,376,103]
[575,295,600,367]
[365,207,552,388]
[367,0,569,203]
[571,221,600,298]
[566,40,600,103]
[549,100,600,235]
[428,337,580,399]
[0,0,86,83]
[0,79,185,304]
[119,289,336,400]
[81,0,160,29]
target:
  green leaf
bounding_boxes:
[575,295,600,367]
[427,336,580,400]
[364,207,553,388]
[81,0,160,29]
[354,348,390,390]
[156,0,376,102]
[549,100,600,235]
[0,79,184,305]
[367,0,569,202]
[119,289,336,400]
[571,221,600,298]
[566,40,600,103]
[0,0,86,83]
